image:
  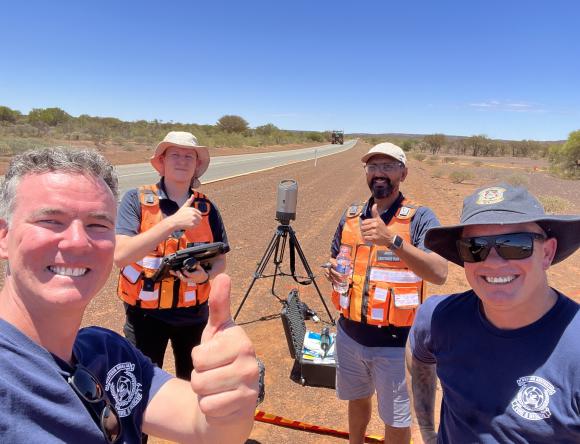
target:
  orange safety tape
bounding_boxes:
[254,409,385,443]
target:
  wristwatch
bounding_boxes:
[389,234,404,251]
[256,358,266,405]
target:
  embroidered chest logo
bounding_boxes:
[511,375,555,421]
[105,362,143,417]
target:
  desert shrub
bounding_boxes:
[28,107,71,127]
[0,106,21,123]
[0,140,13,155]
[505,174,530,187]
[481,169,499,180]
[0,137,43,154]
[449,170,475,184]
[432,168,446,178]
[538,195,571,214]
[216,115,249,133]
[425,158,437,166]
[443,156,458,163]
[412,152,427,162]
[548,130,580,179]
[472,160,483,167]
[306,132,325,142]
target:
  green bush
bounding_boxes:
[0,106,21,123]
[432,168,446,178]
[28,107,71,127]
[0,136,43,154]
[538,195,571,214]
[216,115,249,133]
[505,174,530,187]
[412,152,427,162]
[548,130,580,179]
[449,170,475,184]
[0,140,13,155]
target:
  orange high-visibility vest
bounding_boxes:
[117,184,214,309]
[331,199,426,327]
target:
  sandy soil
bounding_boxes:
[3,140,580,443]
[103,141,580,443]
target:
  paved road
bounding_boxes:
[115,140,356,195]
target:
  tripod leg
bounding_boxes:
[271,229,288,297]
[234,231,281,320]
[288,228,336,324]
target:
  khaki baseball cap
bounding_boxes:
[361,142,407,166]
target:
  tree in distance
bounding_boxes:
[217,115,249,133]
[0,106,21,123]
[549,129,580,178]
[28,107,71,127]
[255,123,279,136]
[423,134,446,155]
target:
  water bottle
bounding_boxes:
[334,246,352,308]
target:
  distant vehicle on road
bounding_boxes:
[331,130,344,145]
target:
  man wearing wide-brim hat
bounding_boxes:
[114,132,229,392]
[406,184,580,443]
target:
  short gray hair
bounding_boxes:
[0,147,118,223]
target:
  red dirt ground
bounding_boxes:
[3,141,579,443]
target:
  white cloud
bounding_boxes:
[469,100,545,113]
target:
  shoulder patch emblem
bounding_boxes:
[105,362,143,418]
[399,207,411,217]
[476,187,506,205]
[347,203,364,218]
[510,375,555,421]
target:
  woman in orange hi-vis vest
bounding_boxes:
[114,132,229,386]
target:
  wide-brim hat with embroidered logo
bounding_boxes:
[425,184,580,266]
[361,142,407,166]
[150,131,210,180]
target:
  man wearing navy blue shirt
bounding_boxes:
[326,143,448,444]
[407,184,580,443]
[0,148,259,443]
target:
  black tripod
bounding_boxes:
[234,223,335,324]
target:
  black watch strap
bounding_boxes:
[256,358,265,405]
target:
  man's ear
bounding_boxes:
[0,219,9,259]
[400,166,409,183]
[542,237,557,270]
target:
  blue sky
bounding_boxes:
[1,0,578,141]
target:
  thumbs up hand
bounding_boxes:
[168,194,202,231]
[190,274,259,423]
[360,203,394,247]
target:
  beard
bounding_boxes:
[369,177,394,199]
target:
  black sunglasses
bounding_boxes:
[457,232,547,263]
[68,365,122,443]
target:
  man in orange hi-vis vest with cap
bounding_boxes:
[324,142,448,444]
[115,131,229,387]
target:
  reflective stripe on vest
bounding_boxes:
[117,184,215,309]
[331,199,426,327]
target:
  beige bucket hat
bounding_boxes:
[150,131,210,179]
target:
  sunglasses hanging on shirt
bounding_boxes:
[68,365,122,443]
